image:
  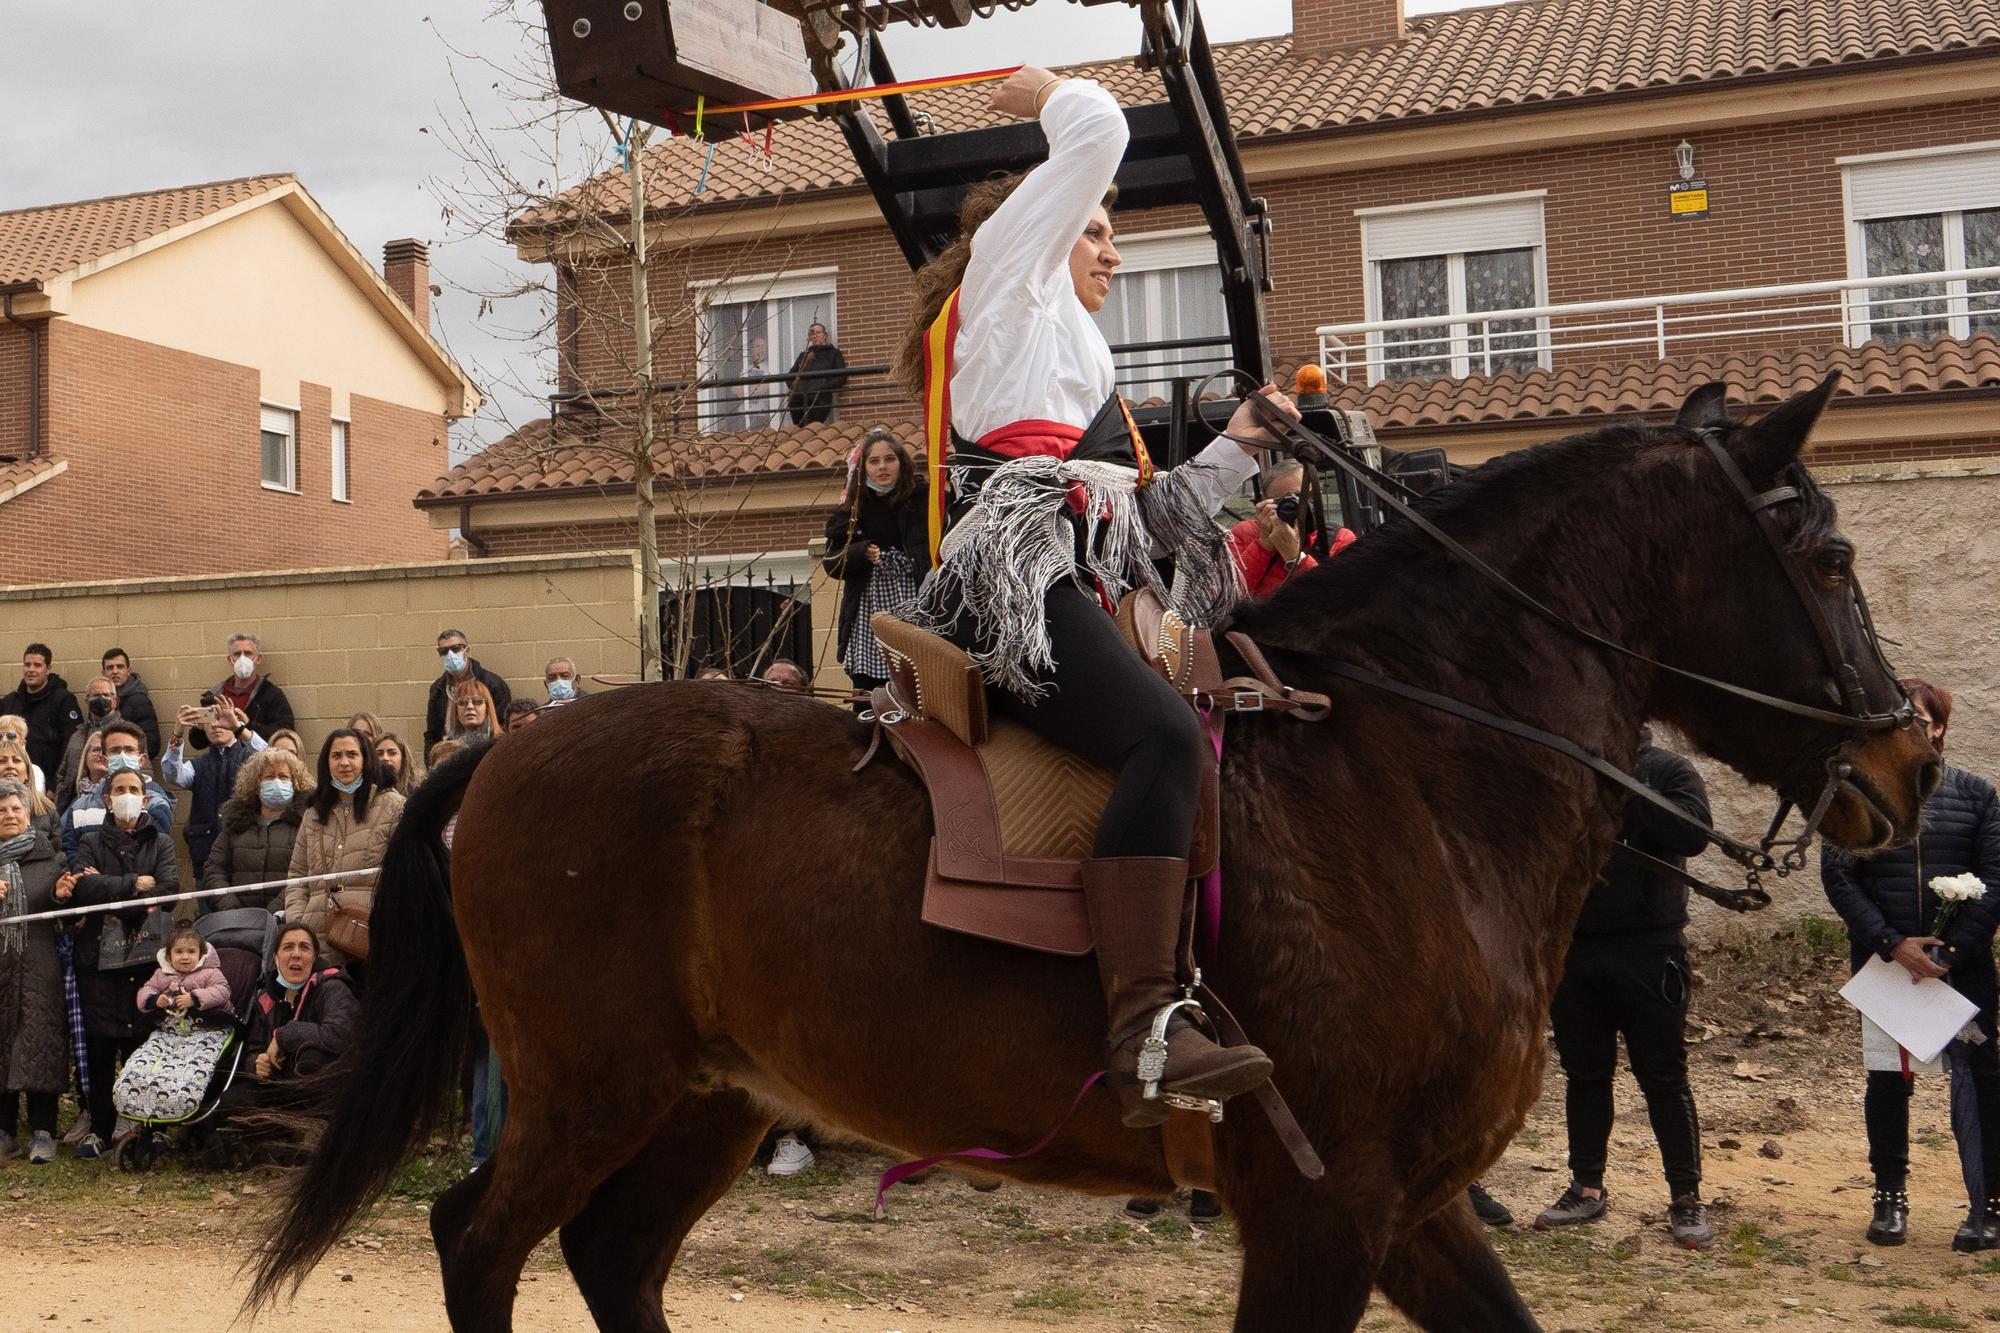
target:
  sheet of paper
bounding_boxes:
[1861,1013,1943,1074]
[1840,954,1979,1064]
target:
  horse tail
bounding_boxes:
[245,740,494,1309]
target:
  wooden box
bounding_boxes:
[542,0,816,136]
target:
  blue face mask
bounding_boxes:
[105,753,142,776]
[276,972,305,992]
[259,778,295,807]
[442,649,468,675]
[332,775,364,795]
[547,678,575,702]
[865,476,896,495]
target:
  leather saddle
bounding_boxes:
[867,596,1323,956]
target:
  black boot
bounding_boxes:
[1954,1198,2000,1253]
[1082,857,1273,1128]
[1868,1188,1908,1246]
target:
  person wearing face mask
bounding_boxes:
[61,766,179,1158]
[823,428,932,712]
[161,697,268,892]
[1824,678,2000,1251]
[0,780,67,1165]
[54,677,120,812]
[425,629,512,755]
[60,722,172,869]
[285,729,405,971]
[204,924,358,1167]
[200,748,312,914]
[187,634,295,754]
[543,656,585,707]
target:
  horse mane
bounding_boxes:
[1232,414,1837,649]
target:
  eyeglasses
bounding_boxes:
[436,644,466,656]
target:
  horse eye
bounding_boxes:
[1815,552,1850,582]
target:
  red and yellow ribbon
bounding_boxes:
[922,288,964,564]
[703,65,1023,119]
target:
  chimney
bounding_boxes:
[1292,0,1405,57]
[383,238,431,330]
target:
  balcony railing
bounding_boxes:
[550,335,1235,436]
[1316,266,2000,386]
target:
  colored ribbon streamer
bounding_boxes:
[704,64,1023,118]
[694,141,716,194]
[873,1071,1105,1217]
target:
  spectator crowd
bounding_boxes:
[0,630,582,1168]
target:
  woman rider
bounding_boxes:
[898,66,1297,1126]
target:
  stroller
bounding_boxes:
[111,907,276,1172]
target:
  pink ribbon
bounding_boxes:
[873,1071,1106,1217]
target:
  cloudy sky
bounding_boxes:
[2,0,1503,457]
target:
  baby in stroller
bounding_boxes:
[112,909,273,1171]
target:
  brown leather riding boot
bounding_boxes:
[1082,856,1274,1128]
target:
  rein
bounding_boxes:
[1225,381,1912,909]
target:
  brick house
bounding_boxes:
[0,175,479,582]
[418,0,2000,690]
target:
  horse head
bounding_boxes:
[1650,373,1938,852]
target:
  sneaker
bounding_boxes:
[765,1134,816,1177]
[1533,1183,1608,1230]
[1669,1193,1714,1250]
[27,1132,56,1165]
[1123,1198,1163,1219]
[111,1115,135,1141]
[61,1113,90,1148]
[73,1134,108,1161]
[1188,1190,1224,1224]
[1468,1182,1514,1227]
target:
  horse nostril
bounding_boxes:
[1919,759,1943,800]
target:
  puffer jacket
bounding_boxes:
[284,789,405,965]
[72,818,180,1039]
[136,943,232,1019]
[201,795,306,912]
[244,968,359,1078]
[0,830,70,1094]
[1822,764,2000,976]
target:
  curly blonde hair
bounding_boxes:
[232,746,313,805]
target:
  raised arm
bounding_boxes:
[962,74,1128,310]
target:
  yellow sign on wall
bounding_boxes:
[1670,179,1711,219]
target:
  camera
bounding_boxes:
[1274,494,1302,525]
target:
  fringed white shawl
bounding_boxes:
[914,455,1243,700]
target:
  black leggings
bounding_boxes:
[1549,936,1703,1197]
[1865,966,2000,1194]
[0,1091,58,1138]
[991,583,1207,860]
[85,1034,144,1140]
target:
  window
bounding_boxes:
[694,270,837,433]
[330,418,350,503]
[1358,192,1548,383]
[259,404,297,492]
[1844,144,2000,345]
[1088,230,1231,404]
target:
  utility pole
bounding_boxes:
[607,114,664,681]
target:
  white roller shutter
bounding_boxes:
[1360,194,1546,262]
[1846,145,2000,221]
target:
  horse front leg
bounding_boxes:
[1375,1196,1542,1332]
[1229,1144,1396,1331]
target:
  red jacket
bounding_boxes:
[1227,519,1354,599]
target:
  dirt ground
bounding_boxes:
[5,918,2000,1331]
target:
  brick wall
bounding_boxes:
[1291,0,1403,56]
[476,504,827,560]
[0,321,451,584]
[0,323,34,459]
[553,95,2000,430]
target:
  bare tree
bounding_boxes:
[423,0,831,681]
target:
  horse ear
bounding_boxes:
[1674,382,1732,436]
[1731,371,1842,482]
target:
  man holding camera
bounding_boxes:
[1226,461,1354,599]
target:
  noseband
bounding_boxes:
[1230,386,1914,912]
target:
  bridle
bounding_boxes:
[1223,381,1915,912]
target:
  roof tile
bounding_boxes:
[0,174,294,286]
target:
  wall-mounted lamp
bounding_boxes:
[1675,140,1697,182]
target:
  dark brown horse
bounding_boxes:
[250,376,1938,1331]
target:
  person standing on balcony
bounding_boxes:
[893,64,1299,1127]
[823,428,930,712]
[786,322,849,427]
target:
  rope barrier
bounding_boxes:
[2,868,380,928]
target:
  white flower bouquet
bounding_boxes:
[1930,873,1989,936]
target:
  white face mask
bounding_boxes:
[109,792,144,823]
[231,655,255,681]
